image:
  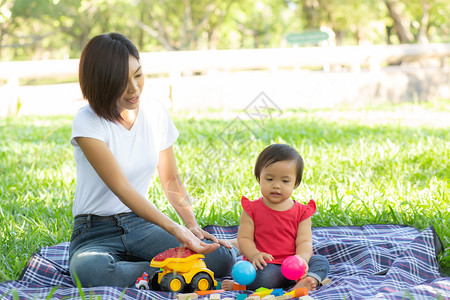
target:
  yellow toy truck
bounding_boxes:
[137,247,217,293]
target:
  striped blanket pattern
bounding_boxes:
[0,224,449,299]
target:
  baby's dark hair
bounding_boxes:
[254,144,304,188]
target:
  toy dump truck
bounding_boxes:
[136,247,217,293]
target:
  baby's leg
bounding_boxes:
[292,254,330,291]
[291,276,319,291]
[248,263,288,290]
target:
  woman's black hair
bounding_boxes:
[254,144,304,188]
[78,32,140,123]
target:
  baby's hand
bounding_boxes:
[251,252,274,270]
[295,255,309,279]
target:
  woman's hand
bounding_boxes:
[172,224,220,254]
[189,226,233,249]
[250,252,274,270]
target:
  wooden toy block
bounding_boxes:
[222,298,234,300]
[274,295,291,300]
[177,293,198,300]
[245,296,260,300]
[236,294,247,300]
[209,294,221,300]
[321,277,332,285]
[299,296,315,300]
[261,295,276,300]
[233,282,247,290]
[196,289,225,296]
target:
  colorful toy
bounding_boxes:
[143,247,217,293]
[135,272,150,289]
[176,293,198,300]
[231,282,247,290]
[231,261,256,286]
[249,287,272,298]
[195,289,225,296]
[285,287,309,298]
[250,286,308,298]
[281,255,307,280]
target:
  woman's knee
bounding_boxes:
[69,250,115,287]
[203,244,238,278]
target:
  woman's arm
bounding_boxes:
[237,211,273,269]
[157,146,231,248]
[75,137,218,254]
[157,146,198,229]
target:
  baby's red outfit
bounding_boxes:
[241,196,316,264]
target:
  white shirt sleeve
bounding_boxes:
[71,105,106,147]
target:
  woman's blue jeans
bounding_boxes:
[247,255,330,290]
[68,212,239,287]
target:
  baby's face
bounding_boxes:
[259,159,297,210]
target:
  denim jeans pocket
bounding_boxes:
[70,222,87,244]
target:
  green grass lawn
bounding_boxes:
[0,102,449,282]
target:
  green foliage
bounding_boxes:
[0,104,449,283]
[1,0,449,60]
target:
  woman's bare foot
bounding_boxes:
[216,238,240,250]
[229,238,240,253]
[221,279,235,291]
[292,276,319,291]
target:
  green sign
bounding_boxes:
[286,31,329,45]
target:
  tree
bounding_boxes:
[384,0,415,43]
[226,0,292,49]
[0,0,17,59]
[293,0,386,45]
[134,0,237,51]
[1,0,449,61]
[383,0,450,44]
[0,0,59,60]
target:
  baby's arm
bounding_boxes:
[295,217,313,276]
[237,211,273,270]
[291,217,321,291]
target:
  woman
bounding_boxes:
[69,32,238,287]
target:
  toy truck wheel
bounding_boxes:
[190,272,213,291]
[149,271,161,291]
[161,273,185,293]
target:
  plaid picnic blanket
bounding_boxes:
[0,225,449,299]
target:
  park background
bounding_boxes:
[0,0,449,285]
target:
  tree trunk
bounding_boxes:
[334,30,344,46]
[384,0,414,43]
[302,0,320,29]
[417,0,430,44]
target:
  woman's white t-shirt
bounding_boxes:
[70,101,179,216]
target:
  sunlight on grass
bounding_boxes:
[0,102,449,281]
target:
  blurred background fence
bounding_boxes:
[0,43,449,115]
[1,0,450,116]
